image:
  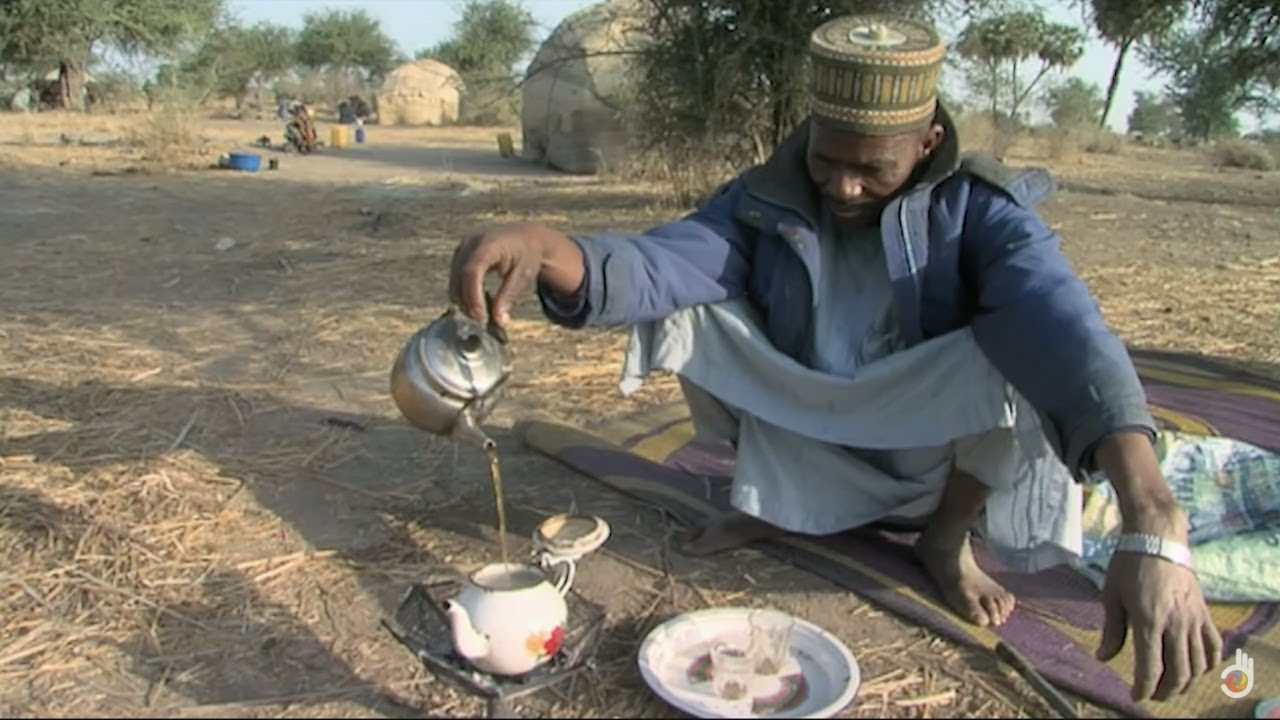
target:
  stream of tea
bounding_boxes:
[485,443,510,566]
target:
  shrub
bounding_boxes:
[956,113,1019,159]
[1212,140,1275,171]
[1080,127,1123,154]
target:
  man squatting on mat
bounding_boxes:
[445,13,1223,703]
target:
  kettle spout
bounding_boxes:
[451,410,496,451]
[442,600,490,662]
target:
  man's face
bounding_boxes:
[805,118,944,226]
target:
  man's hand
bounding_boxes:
[1097,549,1223,701]
[1093,431,1223,702]
[447,223,584,327]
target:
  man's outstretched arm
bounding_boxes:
[449,177,754,329]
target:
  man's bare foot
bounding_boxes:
[913,527,1016,627]
[681,512,784,556]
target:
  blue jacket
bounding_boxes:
[539,109,1155,476]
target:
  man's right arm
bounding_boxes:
[536,177,755,329]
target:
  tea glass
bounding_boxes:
[750,609,795,676]
[710,641,755,701]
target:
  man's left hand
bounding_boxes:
[1096,549,1223,702]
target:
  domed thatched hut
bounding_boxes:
[521,0,650,174]
[376,59,464,126]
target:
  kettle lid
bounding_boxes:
[534,514,610,560]
[419,310,510,399]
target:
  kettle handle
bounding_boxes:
[442,291,508,346]
[482,291,509,346]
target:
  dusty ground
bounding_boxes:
[1,110,1278,720]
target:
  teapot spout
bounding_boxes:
[442,600,490,662]
[452,410,496,451]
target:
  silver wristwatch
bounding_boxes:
[1115,533,1195,571]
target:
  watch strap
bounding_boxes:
[1115,533,1194,571]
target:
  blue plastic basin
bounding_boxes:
[227,152,262,172]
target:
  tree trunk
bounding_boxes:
[1011,64,1053,125]
[771,94,789,150]
[989,61,999,123]
[1099,37,1133,129]
[1009,57,1019,125]
[750,129,768,166]
[59,59,88,111]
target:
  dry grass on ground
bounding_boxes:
[0,108,1277,719]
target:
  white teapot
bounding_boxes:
[442,514,610,677]
[443,561,572,677]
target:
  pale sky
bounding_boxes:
[226,0,1169,132]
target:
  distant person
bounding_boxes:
[446,13,1222,704]
[284,103,318,154]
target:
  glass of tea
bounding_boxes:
[749,609,795,676]
[710,641,755,701]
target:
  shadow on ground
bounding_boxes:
[122,568,425,717]
[0,373,844,715]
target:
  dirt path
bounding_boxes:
[1,118,1277,719]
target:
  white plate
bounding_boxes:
[637,608,861,719]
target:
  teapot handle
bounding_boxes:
[541,554,576,597]
[482,291,509,345]
[442,292,509,346]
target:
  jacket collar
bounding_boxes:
[742,102,962,228]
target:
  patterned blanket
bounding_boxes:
[519,349,1280,717]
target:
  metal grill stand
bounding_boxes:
[383,579,607,719]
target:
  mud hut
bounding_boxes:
[521,0,650,174]
[376,59,464,126]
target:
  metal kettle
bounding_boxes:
[390,305,511,450]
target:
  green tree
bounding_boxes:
[956,9,1086,128]
[1144,25,1269,141]
[1079,0,1187,129]
[0,0,222,110]
[1191,0,1280,134]
[294,9,397,80]
[1126,90,1179,137]
[417,0,537,124]
[1045,76,1104,128]
[419,0,537,76]
[182,22,295,108]
[1195,0,1279,88]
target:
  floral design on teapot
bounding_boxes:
[526,625,566,659]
